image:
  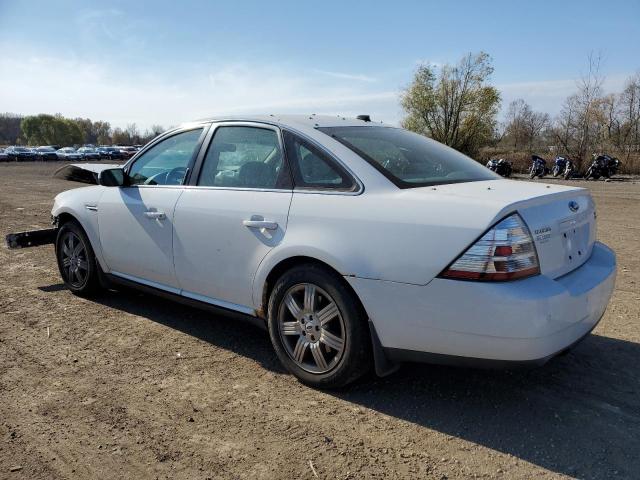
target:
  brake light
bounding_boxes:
[439,213,540,281]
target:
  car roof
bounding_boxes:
[189,114,391,131]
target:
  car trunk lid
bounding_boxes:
[422,179,596,279]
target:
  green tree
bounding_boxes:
[401,52,500,156]
[74,117,96,144]
[63,118,84,146]
[20,114,83,146]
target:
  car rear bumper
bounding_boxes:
[347,242,616,365]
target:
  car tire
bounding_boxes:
[267,264,372,389]
[55,220,103,297]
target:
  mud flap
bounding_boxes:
[368,319,400,377]
[5,228,57,249]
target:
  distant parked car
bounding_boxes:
[117,146,138,159]
[77,147,101,161]
[97,146,124,161]
[5,146,37,161]
[96,147,110,159]
[0,148,8,162]
[56,147,83,161]
[35,146,59,161]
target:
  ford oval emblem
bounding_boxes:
[569,201,580,212]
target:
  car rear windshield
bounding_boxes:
[318,126,498,188]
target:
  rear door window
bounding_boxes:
[198,126,291,189]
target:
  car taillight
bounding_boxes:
[439,213,540,281]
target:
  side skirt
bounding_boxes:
[104,273,267,331]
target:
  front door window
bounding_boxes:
[128,128,204,186]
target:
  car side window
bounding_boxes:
[198,126,291,189]
[127,128,204,186]
[282,130,355,191]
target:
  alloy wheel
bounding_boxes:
[60,231,89,288]
[277,283,346,374]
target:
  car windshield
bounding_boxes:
[37,147,55,152]
[14,147,29,152]
[318,126,498,188]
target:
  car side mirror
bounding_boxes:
[98,168,127,187]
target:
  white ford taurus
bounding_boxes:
[47,115,616,388]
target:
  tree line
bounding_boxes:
[2,53,639,173]
[0,113,165,147]
[401,52,640,173]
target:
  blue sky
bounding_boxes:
[1,0,638,130]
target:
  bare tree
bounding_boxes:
[619,73,640,155]
[503,99,549,151]
[126,123,140,144]
[552,53,606,167]
[150,124,164,137]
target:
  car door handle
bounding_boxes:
[144,210,166,220]
[243,219,278,230]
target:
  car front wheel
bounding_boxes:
[267,264,371,389]
[55,221,103,297]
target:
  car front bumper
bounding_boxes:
[348,242,616,366]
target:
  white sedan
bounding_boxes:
[47,115,616,388]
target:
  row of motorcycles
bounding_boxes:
[529,154,621,180]
[488,154,621,180]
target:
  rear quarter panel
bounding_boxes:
[251,189,504,308]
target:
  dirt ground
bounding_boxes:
[1,162,639,480]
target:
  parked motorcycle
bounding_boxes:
[486,158,512,177]
[552,156,568,177]
[529,155,548,179]
[563,159,577,180]
[585,154,621,180]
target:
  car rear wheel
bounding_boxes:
[267,264,371,389]
[55,221,103,297]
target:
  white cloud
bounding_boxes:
[0,53,402,130]
[497,74,631,116]
[313,70,377,82]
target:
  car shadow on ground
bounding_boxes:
[340,334,640,479]
[44,284,640,479]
